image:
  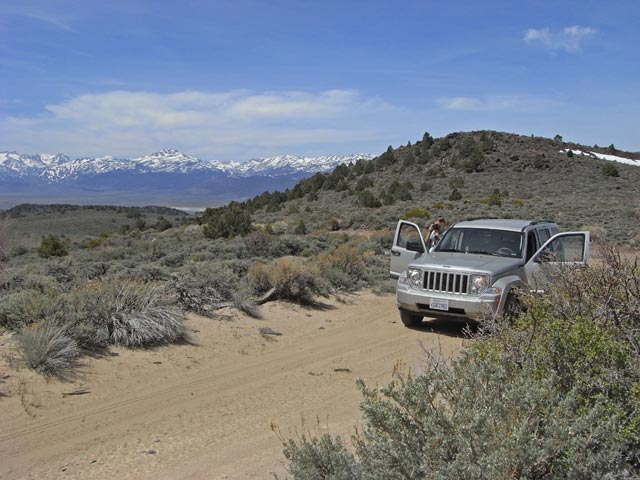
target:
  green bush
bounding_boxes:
[602,162,620,177]
[38,234,68,258]
[487,188,502,206]
[294,219,307,235]
[448,176,465,189]
[0,290,63,330]
[283,355,627,479]
[203,205,253,239]
[152,216,173,231]
[355,190,382,208]
[402,208,430,220]
[448,188,462,201]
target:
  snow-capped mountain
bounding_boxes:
[0,149,372,182]
[224,154,373,177]
[0,149,374,208]
[0,152,71,177]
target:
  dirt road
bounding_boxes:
[0,292,469,479]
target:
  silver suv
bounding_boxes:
[390,219,590,326]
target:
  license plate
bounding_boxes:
[429,298,449,311]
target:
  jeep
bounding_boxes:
[390,219,590,326]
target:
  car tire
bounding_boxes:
[400,310,422,327]
[503,291,522,323]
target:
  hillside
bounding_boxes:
[222,130,640,246]
[0,204,190,242]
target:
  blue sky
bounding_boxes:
[0,0,638,160]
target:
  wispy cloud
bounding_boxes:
[22,11,73,31]
[524,25,597,53]
[0,4,74,31]
[437,94,559,112]
[0,89,396,159]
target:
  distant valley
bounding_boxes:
[0,149,373,209]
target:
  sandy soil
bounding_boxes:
[0,291,469,480]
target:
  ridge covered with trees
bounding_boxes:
[199,130,640,246]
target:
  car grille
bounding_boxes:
[422,270,469,294]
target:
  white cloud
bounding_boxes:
[524,25,597,53]
[437,95,558,112]
[0,89,395,159]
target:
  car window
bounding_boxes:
[525,231,538,261]
[396,223,422,249]
[436,228,523,257]
[537,228,551,243]
[536,235,586,263]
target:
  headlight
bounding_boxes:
[408,268,422,289]
[470,274,490,295]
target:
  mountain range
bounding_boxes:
[0,150,373,209]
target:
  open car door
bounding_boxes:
[390,220,426,279]
[524,231,590,292]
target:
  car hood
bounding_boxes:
[412,252,523,276]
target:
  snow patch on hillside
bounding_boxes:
[562,149,640,167]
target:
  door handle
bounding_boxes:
[391,250,401,256]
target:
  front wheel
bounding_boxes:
[502,291,522,323]
[400,310,423,327]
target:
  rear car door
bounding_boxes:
[390,221,426,279]
[524,231,590,291]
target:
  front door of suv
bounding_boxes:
[524,232,590,292]
[390,221,426,279]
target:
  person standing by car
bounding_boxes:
[426,217,446,250]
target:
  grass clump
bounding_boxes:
[12,280,187,377]
[104,283,186,347]
[16,322,80,377]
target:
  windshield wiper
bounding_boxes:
[466,250,496,256]
[437,248,461,253]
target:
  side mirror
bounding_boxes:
[406,240,424,253]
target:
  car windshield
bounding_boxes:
[435,228,523,258]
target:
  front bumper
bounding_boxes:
[396,280,501,321]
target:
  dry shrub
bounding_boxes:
[325,216,341,231]
[243,230,272,257]
[68,280,186,348]
[16,321,80,377]
[172,263,238,317]
[315,244,370,291]
[247,262,271,293]
[109,305,185,347]
[249,257,327,304]
[101,282,186,347]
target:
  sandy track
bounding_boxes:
[0,292,468,479]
